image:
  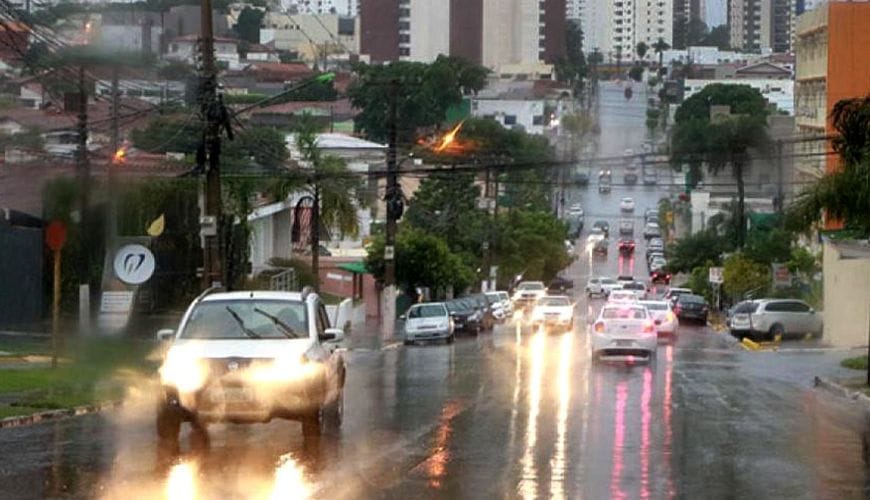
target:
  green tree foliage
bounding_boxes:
[365,227,475,294]
[157,60,195,81]
[671,84,771,247]
[0,127,44,152]
[788,96,870,236]
[347,56,489,143]
[494,210,572,286]
[652,38,670,69]
[635,42,649,60]
[130,115,202,154]
[723,252,770,300]
[686,17,709,47]
[743,227,792,266]
[555,21,587,92]
[628,65,644,82]
[277,79,338,102]
[666,229,730,273]
[234,8,265,44]
[702,25,731,50]
[686,263,715,303]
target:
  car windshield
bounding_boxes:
[623,282,645,290]
[538,297,571,306]
[485,293,500,301]
[680,295,706,304]
[446,301,467,312]
[180,300,307,340]
[641,302,669,310]
[408,304,446,318]
[734,302,759,313]
[602,307,647,319]
[601,278,618,285]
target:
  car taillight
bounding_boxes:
[594,322,605,333]
[643,321,655,333]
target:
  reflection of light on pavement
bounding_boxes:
[610,381,628,500]
[664,345,675,499]
[518,331,545,499]
[269,454,310,500]
[509,321,523,450]
[166,462,197,500]
[418,400,462,489]
[550,333,574,500]
[628,254,635,276]
[640,368,652,499]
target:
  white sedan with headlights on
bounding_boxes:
[591,304,658,362]
[156,289,346,443]
[529,295,575,332]
[638,300,677,340]
[620,197,636,212]
[607,289,638,304]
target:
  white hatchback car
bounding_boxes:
[403,302,455,344]
[156,289,346,442]
[607,289,638,304]
[620,197,635,212]
[638,300,677,339]
[591,304,658,361]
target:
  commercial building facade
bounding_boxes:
[583,0,674,63]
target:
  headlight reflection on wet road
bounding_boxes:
[550,333,574,500]
[518,329,546,499]
[165,462,197,500]
[269,453,310,500]
[610,381,628,500]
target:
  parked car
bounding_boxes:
[620,197,636,212]
[638,300,677,339]
[728,299,823,341]
[529,295,575,331]
[548,275,574,294]
[642,169,657,185]
[512,281,547,310]
[155,290,346,442]
[591,304,657,362]
[468,294,498,330]
[598,170,612,193]
[485,291,513,319]
[618,237,636,255]
[446,299,484,335]
[664,287,693,307]
[619,218,635,236]
[644,209,659,224]
[673,294,709,324]
[404,302,455,344]
[643,222,661,239]
[646,238,664,257]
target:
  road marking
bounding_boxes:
[381,341,402,351]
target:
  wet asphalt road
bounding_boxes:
[2,83,870,499]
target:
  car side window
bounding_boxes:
[316,303,329,337]
[765,302,786,313]
[785,301,810,313]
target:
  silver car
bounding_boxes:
[728,299,823,341]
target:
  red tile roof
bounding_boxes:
[246,62,314,82]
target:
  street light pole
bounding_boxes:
[200,0,223,289]
[382,79,400,340]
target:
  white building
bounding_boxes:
[567,0,583,19]
[683,78,794,114]
[287,0,358,16]
[166,35,241,70]
[260,13,358,60]
[583,0,674,62]
[471,98,546,135]
[406,0,450,63]
[635,0,673,51]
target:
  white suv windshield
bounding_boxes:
[538,297,571,306]
[181,300,307,339]
[519,283,544,290]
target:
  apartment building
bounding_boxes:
[793,1,870,183]
[728,0,795,53]
[583,0,673,63]
[291,0,359,16]
[359,0,566,72]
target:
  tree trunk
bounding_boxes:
[311,185,320,291]
[735,162,746,248]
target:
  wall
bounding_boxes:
[450,0,483,64]
[360,0,400,62]
[471,98,546,134]
[317,258,380,318]
[408,0,450,62]
[823,242,870,347]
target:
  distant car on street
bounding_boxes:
[512,281,547,310]
[664,287,693,307]
[673,294,709,324]
[618,237,636,255]
[643,222,662,239]
[591,304,657,362]
[620,197,636,212]
[621,281,648,300]
[607,289,637,304]
[587,227,607,243]
[728,299,823,341]
[593,238,609,255]
[586,277,621,297]
[619,218,635,236]
[592,220,610,237]
[530,295,575,332]
[548,275,574,294]
[446,299,484,335]
[638,300,677,339]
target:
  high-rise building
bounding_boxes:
[794,1,870,184]
[673,0,703,49]
[567,0,583,19]
[359,0,566,71]
[582,0,673,62]
[728,0,795,53]
[291,0,359,16]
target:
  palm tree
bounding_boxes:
[274,118,364,289]
[652,38,671,72]
[636,42,649,62]
[788,97,870,235]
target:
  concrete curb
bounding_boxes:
[814,376,870,408]
[0,401,121,429]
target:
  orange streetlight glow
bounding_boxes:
[113,147,126,164]
[435,121,464,152]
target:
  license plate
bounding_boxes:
[210,388,253,403]
[615,339,634,346]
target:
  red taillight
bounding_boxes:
[643,321,655,333]
[594,322,605,333]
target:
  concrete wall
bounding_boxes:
[823,242,870,347]
[317,258,380,319]
[471,98,545,134]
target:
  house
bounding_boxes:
[683,79,794,115]
[94,79,186,106]
[246,62,314,83]
[823,240,870,347]
[247,99,354,129]
[166,35,240,69]
[244,43,280,62]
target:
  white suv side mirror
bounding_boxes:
[156,329,175,342]
[322,328,344,343]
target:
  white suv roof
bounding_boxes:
[200,291,308,302]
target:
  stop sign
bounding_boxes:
[45,220,67,251]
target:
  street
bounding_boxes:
[0,83,867,499]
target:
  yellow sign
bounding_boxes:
[147,214,165,237]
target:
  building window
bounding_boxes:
[399,34,410,43]
[504,115,517,126]
[532,115,544,125]
[399,47,410,56]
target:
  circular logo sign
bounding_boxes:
[113,244,156,285]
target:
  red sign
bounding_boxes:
[45,220,67,251]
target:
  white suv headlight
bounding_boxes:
[160,349,208,393]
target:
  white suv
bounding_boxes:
[156,289,346,443]
[729,299,823,341]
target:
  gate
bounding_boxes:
[0,220,43,328]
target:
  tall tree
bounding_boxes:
[788,96,870,236]
[555,21,587,94]
[348,56,488,144]
[652,38,670,71]
[671,84,771,248]
[635,42,649,61]
[234,7,264,44]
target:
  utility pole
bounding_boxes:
[382,79,400,339]
[311,184,320,292]
[774,139,784,212]
[199,0,224,289]
[108,68,119,243]
[76,67,90,221]
[482,164,491,292]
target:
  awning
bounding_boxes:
[337,262,369,274]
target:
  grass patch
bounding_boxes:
[0,336,51,356]
[841,356,868,371]
[0,338,157,418]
